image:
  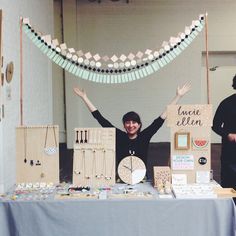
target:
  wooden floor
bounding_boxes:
[59,142,222,184]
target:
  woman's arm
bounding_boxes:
[160,83,191,119]
[74,87,97,112]
[73,86,115,128]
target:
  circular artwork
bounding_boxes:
[118,155,146,185]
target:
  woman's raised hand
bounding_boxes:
[73,86,97,112]
[177,83,191,97]
[74,87,87,99]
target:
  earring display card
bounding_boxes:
[196,171,210,184]
[73,128,116,187]
[153,166,171,187]
[16,126,59,183]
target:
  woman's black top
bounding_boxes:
[212,94,236,163]
[92,110,165,167]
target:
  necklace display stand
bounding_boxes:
[16,125,59,183]
[73,128,115,187]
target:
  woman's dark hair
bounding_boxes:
[233,74,236,90]
[122,111,141,124]
[122,111,142,132]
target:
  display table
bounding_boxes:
[0,183,236,236]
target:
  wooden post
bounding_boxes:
[0,10,2,70]
[205,13,210,104]
[0,10,3,122]
[20,17,23,125]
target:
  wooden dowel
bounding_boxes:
[205,13,210,104]
[20,17,23,125]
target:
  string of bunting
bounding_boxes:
[21,14,205,84]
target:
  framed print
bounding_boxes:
[174,132,190,150]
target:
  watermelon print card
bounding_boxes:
[192,138,209,150]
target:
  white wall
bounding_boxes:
[53,0,66,143]
[0,0,54,192]
[62,0,236,148]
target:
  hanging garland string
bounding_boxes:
[21,14,205,84]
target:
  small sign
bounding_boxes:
[167,104,212,127]
[196,171,210,184]
[172,174,187,185]
[172,155,194,170]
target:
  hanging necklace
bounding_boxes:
[27,127,35,167]
[74,149,83,175]
[104,149,115,181]
[24,127,27,163]
[83,149,91,179]
[94,149,102,179]
[39,139,45,179]
[129,150,135,156]
[44,126,58,155]
[101,149,106,179]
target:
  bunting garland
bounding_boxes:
[21,14,205,84]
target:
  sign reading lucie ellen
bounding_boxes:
[167,104,212,184]
[167,104,212,127]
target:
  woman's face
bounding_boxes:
[124,120,141,136]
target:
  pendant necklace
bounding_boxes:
[23,127,27,163]
[104,149,114,180]
[128,140,135,156]
[94,149,102,179]
[74,149,85,175]
[84,150,91,179]
[44,126,58,155]
[129,150,135,156]
[40,150,45,179]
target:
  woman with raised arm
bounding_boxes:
[74,83,191,176]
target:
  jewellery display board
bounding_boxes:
[167,104,212,183]
[73,128,115,187]
[16,126,59,183]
